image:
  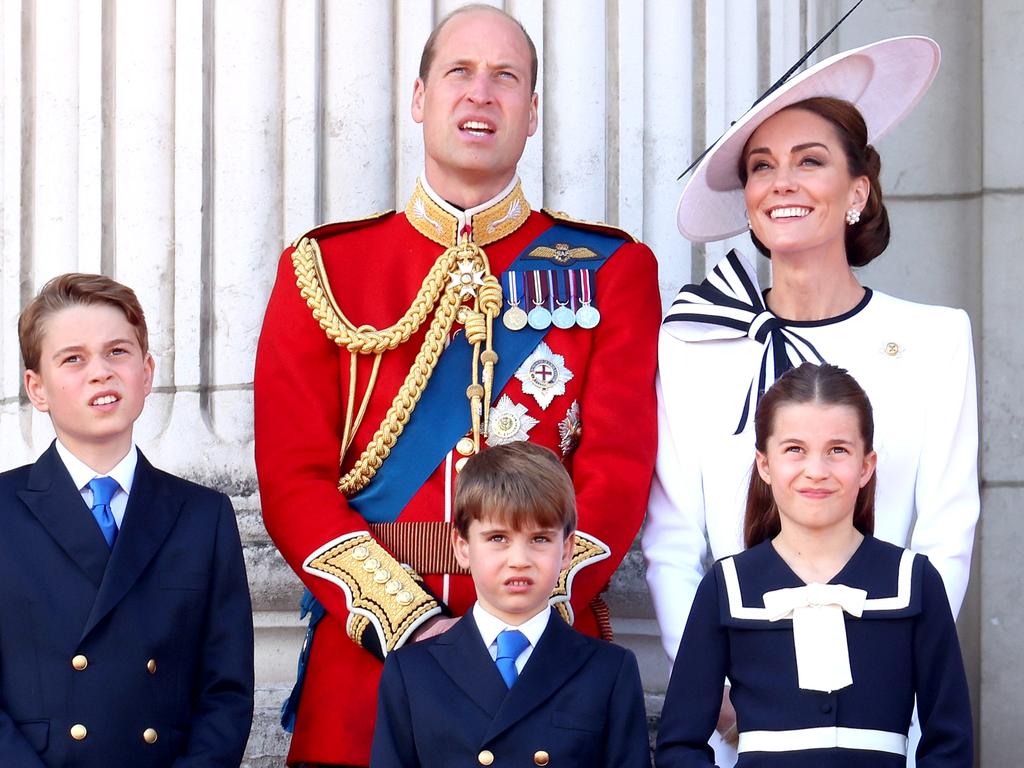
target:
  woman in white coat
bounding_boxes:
[643,36,978,766]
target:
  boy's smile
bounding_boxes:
[453,517,574,626]
[24,303,154,473]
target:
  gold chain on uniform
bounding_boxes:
[291,236,502,496]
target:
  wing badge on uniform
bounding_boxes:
[525,242,600,266]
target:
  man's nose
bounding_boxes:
[465,72,495,104]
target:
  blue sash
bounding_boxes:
[348,223,625,521]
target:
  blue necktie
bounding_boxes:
[88,476,120,549]
[495,629,530,689]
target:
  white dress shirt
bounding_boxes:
[55,440,138,529]
[472,603,551,674]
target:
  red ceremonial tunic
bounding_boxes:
[254,178,659,766]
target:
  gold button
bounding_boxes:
[143,728,158,744]
[373,568,391,584]
[147,659,157,674]
[455,457,469,473]
[363,557,381,571]
[477,750,494,766]
[396,590,414,606]
[385,579,402,595]
[70,724,88,741]
[456,436,475,456]
[352,545,370,561]
[71,654,88,671]
[534,749,550,766]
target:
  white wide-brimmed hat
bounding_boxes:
[676,35,941,243]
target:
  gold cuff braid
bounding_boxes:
[303,533,441,655]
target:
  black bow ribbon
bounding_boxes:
[663,250,826,434]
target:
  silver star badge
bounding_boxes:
[449,259,485,298]
[486,395,539,446]
[515,341,574,410]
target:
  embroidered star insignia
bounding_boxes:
[449,259,485,298]
[515,341,574,410]
[486,395,539,446]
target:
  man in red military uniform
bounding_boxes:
[255,5,659,766]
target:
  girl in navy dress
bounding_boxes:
[655,363,972,767]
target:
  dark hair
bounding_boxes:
[418,4,538,92]
[454,441,576,538]
[744,362,876,548]
[739,96,890,268]
[19,273,149,371]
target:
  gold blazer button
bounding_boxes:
[147,659,157,674]
[71,655,88,671]
[70,724,88,741]
[143,728,159,744]
[477,749,495,765]
[534,750,550,765]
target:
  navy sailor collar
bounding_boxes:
[716,537,923,627]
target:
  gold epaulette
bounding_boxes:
[542,208,639,244]
[550,530,612,626]
[290,210,395,248]
[303,532,441,656]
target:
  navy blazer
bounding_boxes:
[371,610,651,767]
[0,443,254,767]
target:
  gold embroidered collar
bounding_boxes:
[405,176,531,247]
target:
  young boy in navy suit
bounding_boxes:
[370,441,651,767]
[0,273,254,767]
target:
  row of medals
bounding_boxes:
[502,269,601,332]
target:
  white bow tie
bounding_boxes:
[762,583,868,693]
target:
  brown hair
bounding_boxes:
[418,3,538,92]
[740,96,890,268]
[19,273,149,371]
[454,441,576,538]
[744,362,876,548]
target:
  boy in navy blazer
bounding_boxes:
[0,273,254,767]
[370,441,651,767]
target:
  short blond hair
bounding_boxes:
[19,273,149,371]
[454,442,576,538]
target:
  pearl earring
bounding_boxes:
[845,208,861,226]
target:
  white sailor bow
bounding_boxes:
[662,250,826,433]
[762,582,867,693]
